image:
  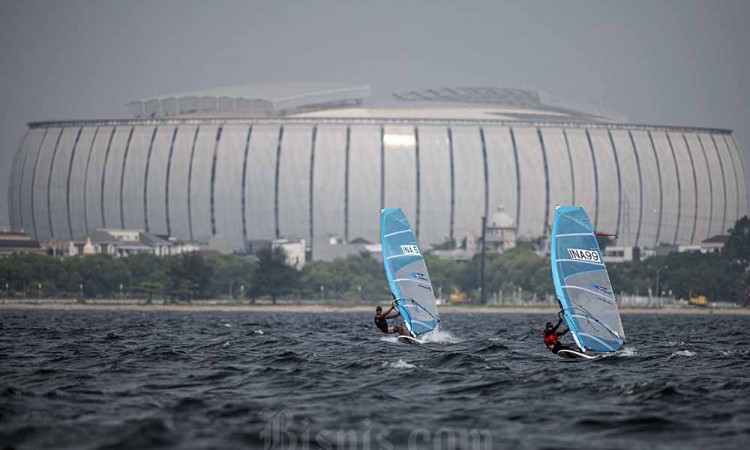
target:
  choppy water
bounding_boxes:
[1,309,749,450]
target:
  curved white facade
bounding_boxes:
[8,116,747,251]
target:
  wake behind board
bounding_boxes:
[397,335,425,345]
[557,349,598,360]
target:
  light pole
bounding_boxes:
[240,285,245,301]
[656,265,668,307]
[320,285,325,302]
[5,282,9,298]
[37,283,42,300]
[80,283,84,299]
[357,285,362,301]
[119,283,124,299]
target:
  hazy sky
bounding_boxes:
[1,0,748,229]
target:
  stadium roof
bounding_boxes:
[126,82,371,118]
[123,83,624,123]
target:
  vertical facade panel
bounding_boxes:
[312,125,347,240]
[68,127,97,239]
[667,132,697,244]
[145,126,176,235]
[121,126,155,230]
[725,136,747,217]
[168,125,198,240]
[651,132,679,244]
[451,126,486,243]
[278,125,313,239]
[189,125,220,240]
[214,125,249,250]
[713,135,738,230]
[484,127,518,232]
[347,125,381,242]
[48,127,81,239]
[589,129,620,235]
[383,125,417,228]
[102,127,133,229]
[540,128,573,230]
[20,129,47,234]
[610,130,641,247]
[565,129,597,224]
[416,126,451,248]
[85,127,114,231]
[32,128,62,240]
[630,131,660,247]
[698,133,725,238]
[684,133,711,243]
[245,125,280,240]
[8,133,28,231]
[513,127,546,237]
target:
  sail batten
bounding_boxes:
[551,206,625,353]
[380,208,439,337]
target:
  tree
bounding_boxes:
[167,253,213,301]
[250,247,299,303]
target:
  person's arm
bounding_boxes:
[384,306,400,319]
[552,317,563,332]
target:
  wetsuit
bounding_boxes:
[543,317,571,354]
[375,316,389,334]
[543,330,568,353]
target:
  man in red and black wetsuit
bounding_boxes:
[543,314,572,354]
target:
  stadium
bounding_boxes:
[7,83,747,253]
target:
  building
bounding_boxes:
[0,231,45,256]
[485,205,517,253]
[68,229,201,257]
[7,84,747,255]
[602,246,641,263]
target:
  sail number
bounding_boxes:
[568,248,600,262]
[401,245,421,256]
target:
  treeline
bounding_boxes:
[1,217,748,304]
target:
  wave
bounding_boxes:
[383,359,417,369]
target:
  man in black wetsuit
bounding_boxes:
[542,313,572,354]
[374,305,408,336]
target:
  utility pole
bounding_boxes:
[480,215,487,305]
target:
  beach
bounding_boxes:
[1,300,748,315]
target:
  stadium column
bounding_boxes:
[32,128,62,240]
[685,133,711,243]
[416,125,451,248]
[712,134,738,232]
[213,125,251,251]
[698,133,724,238]
[122,126,156,232]
[725,135,748,217]
[68,127,98,239]
[312,125,347,245]
[20,129,47,235]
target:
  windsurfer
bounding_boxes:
[374,305,408,336]
[543,312,572,354]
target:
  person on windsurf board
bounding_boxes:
[374,304,409,336]
[542,312,573,354]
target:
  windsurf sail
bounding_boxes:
[380,208,439,337]
[551,206,625,353]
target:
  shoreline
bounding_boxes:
[1,301,748,315]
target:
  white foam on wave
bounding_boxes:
[617,347,638,357]
[254,329,264,335]
[422,329,461,344]
[383,359,417,369]
[380,336,399,343]
[670,350,695,358]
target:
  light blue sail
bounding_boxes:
[551,206,625,353]
[380,208,439,337]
